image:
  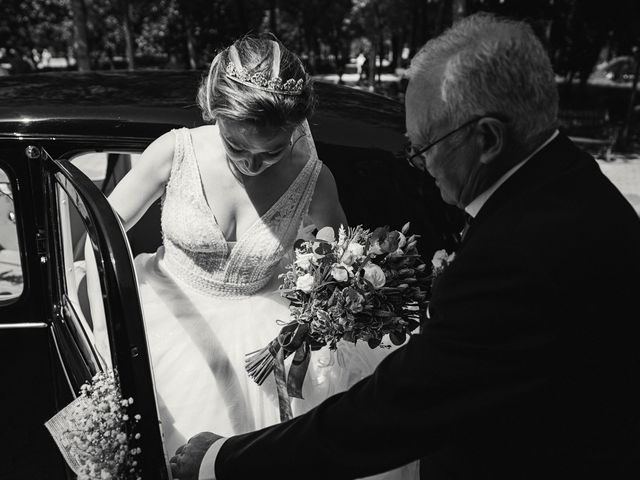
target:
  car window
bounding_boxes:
[0,166,23,303]
[70,151,162,257]
[56,180,112,370]
[71,151,109,189]
[71,151,140,194]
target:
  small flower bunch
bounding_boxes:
[430,249,456,281]
[245,223,432,409]
[60,370,142,480]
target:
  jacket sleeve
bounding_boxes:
[215,243,554,479]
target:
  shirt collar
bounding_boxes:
[465,129,559,218]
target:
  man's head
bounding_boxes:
[405,12,558,208]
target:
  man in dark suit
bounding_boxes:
[172,12,640,479]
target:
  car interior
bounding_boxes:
[0,167,23,303]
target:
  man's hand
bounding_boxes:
[170,432,222,480]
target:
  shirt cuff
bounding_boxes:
[198,437,228,480]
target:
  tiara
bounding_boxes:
[224,61,304,96]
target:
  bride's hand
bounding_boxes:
[170,432,222,480]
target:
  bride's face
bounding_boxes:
[217,118,295,176]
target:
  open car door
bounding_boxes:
[40,145,169,479]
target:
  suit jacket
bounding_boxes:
[215,134,640,479]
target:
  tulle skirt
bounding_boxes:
[135,247,419,479]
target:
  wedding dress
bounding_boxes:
[124,124,418,479]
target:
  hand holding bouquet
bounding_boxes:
[245,222,432,421]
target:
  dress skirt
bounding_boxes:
[135,247,418,479]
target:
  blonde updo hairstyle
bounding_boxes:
[197,36,315,129]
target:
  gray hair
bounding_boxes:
[409,12,558,144]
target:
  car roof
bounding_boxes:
[0,70,405,150]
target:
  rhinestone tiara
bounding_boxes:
[224,62,304,95]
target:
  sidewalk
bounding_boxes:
[597,155,640,215]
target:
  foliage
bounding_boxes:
[2,0,640,87]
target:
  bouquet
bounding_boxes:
[45,370,142,480]
[245,222,432,420]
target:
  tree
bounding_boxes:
[120,0,136,70]
[0,0,73,67]
[70,0,91,71]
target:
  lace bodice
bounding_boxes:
[161,126,322,297]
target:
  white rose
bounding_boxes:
[341,242,364,266]
[431,249,449,270]
[296,273,315,293]
[315,226,336,243]
[341,250,356,266]
[295,252,314,270]
[369,241,384,256]
[363,263,386,289]
[330,265,349,282]
[347,242,365,258]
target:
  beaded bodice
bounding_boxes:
[161,126,322,297]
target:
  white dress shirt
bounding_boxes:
[198,129,560,480]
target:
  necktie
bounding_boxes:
[460,214,473,242]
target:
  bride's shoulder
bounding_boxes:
[188,124,224,158]
[189,123,219,139]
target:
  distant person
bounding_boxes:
[356,51,367,84]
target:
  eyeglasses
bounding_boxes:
[405,114,507,170]
[405,116,483,170]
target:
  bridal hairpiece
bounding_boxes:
[224,41,305,96]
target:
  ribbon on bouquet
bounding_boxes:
[245,321,312,422]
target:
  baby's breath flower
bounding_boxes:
[59,370,142,480]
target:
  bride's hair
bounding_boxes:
[197,35,315,128]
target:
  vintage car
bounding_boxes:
[0,71,461,480]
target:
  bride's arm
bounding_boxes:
[307,165,348,231]
[81,130,176,364]
[107,130,176,231]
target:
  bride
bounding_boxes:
[89,36,417,479]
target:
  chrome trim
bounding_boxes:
[0,322,48,329]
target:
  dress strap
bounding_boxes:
[168,127,190,181]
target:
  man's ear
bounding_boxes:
[477,117,507,165]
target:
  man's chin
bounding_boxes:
[439,190,457,207]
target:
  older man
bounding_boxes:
[172,13,640,480]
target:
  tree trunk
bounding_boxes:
[269,0,278,35]
[614,48,640,151]
[452,0,467,24]
[122,0,135,71]
[368,41,377,90]
[434,0,447,35]
[184,14,197,70]
[69,0,91,72]
[408,0,419,57]
[390,34,398,70]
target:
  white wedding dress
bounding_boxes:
[121,125,418,479]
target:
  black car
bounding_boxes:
[0,71,460,480]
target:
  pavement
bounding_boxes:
[596,155,640,215]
